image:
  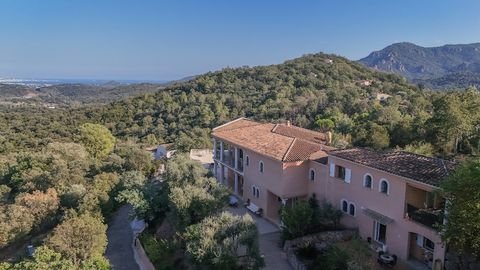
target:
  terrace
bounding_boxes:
[405,184,444,230]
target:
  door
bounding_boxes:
[374,221,387,244]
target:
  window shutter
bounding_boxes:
[345,169,351,183]
[329,163,335,177]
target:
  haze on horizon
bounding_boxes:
[0,0,479,81]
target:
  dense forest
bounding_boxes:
[0,51,479,268]
[1,53,479,159]
[0,123,155,268]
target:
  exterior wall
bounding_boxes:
[307,155,446,265]
[212,135,447,266]
[281,161,309,198]
[307,161,329,199]
[212,137,312,224]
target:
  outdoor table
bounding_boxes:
[380,254,394,264]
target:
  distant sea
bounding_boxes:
[0,78,168,88]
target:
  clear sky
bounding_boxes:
[0,0,479,80]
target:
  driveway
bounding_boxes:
[106,205,140,270]
[228,206,292,270]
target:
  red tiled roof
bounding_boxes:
[272,124,327,144]
[212,118,260,133]
[329,148,457,187]
[212,118,331,162]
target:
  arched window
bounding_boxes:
[256,187,260,198]
[363,174,373,188]
[379,179,389,194]
[259,161,264,173]
[309,169,315,181]
[245,156,249,166]
[341,199,348,213]
[252,185,256,196]
[349,203,356,216]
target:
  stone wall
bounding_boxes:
[284,229,357,251]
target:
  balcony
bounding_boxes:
[222,150,235,167]
[237,158,244,172]
[405,184,444,230]
[406,204,443,230]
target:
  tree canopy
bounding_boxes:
[441,159,480,259]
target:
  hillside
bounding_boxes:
[0,82,165,107]
[0,52,438,153]
[359,42,480,89]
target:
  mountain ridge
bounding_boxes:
[359,42,480,89]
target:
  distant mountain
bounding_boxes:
[359,42,480,89]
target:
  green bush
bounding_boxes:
[313,246,349,270]
[139,232,179,270]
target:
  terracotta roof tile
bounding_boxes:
[212,118,331,162]
[212,118,260,132]
[272,124,327,144]
[329,148,457,187]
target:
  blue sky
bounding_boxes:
[0,0,479,80]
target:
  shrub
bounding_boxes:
[313,246,349,270]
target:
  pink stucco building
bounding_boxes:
[212,118,455,269]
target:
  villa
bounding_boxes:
[212,118,456,269]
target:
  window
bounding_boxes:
[245,156,249,166]
[251,186,260,198]
[336,165,346,180]
[424,237,435,251]
[374,221,387,244]
[341,199,348,213]
[330,163,350,183]
[309,169,315,181]
[259,161,264,173]
[349,203,356,216]
[379,179,389,194]
[363,174,373,188]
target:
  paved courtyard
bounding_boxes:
[228,205,292,270]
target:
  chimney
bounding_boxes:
[326,131,333,145]
[286,120,291,127]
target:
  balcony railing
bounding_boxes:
[406,204,443,230]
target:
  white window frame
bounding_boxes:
[348,202,356,217]
[423,237,435,251]
[363,173,373,189]
[309,168,315,181]
[341,199,348,213]
[374,221,387,244]
[379,178,390,195]
[259,161,264,173]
